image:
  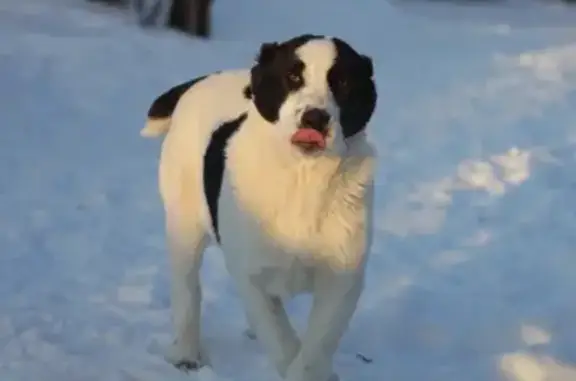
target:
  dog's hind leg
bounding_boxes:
[161,162,210,371]
[164,206,210,371]
[242,298,289,346]
[235,279,301,377]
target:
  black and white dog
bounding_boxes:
[141,34,377,381]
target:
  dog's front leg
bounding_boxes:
[285,270,364,381]
[236,279,301,377]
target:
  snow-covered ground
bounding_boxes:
[1,0,576,380]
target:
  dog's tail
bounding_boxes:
[140,76,207,138]
[140,117,171,138]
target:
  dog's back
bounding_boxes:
[140,69,251,138]
[142,69,252,243]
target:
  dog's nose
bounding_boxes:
[300,108,330,132]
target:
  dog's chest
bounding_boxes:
[213,126,376,274]
[216,171,322,297]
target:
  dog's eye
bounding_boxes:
[286,72,303,86]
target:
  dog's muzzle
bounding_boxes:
[291,108,330,152]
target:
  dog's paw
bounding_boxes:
[243,328,257,340]
[165,341,211,372]
[173,359,203,372]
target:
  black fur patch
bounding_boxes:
[250,34,323,123]
[328,38,377,138]
[203,113,247,243]
[147,75,207,119]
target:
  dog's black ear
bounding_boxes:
[256,42,279,65]
[360,55,374,78]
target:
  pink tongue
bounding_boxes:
[291,128,326,149]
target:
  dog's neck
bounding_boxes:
[226,106,376,270]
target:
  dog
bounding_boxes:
[141,34,378,381]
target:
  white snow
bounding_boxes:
[1,0,576,380]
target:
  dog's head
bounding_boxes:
[249,34,377,155]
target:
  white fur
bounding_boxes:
[144,49,376,381]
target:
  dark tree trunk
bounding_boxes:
[169,0,212,38]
